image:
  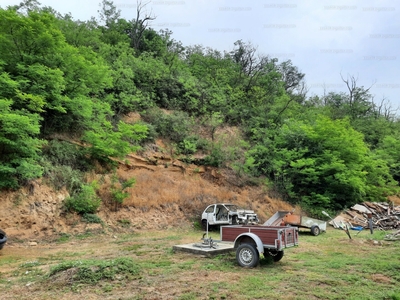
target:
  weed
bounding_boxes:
[151,235,181,241]
[123,244,143,252]
[102,283,113,293]
[49,257,141,285]
[82,213,103,224]
[20,261,41,268]
[177,292,199,300]
[56,233,70,243]
[118,219,131,228]
[13,193,24,207]
[0,257,20,266]
[389,293,400,300]
[75,231,95,240]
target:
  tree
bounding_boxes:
[0,98,45,189]
[83,120,148,160]
[129,0,156,50]
[58,14,103,50]
[97,0,131,46]
[98,0,120,27]
[7,0,41,14]
[340,74,376,120]
[375,135,400,183]
[229,40,271,91]
[277,60,305,95]
[246,116,395,214]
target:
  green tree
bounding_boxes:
[83,121,148,160]
[0,8,113,135]
[375,135,400,183]
[246,116,395,214]
[0,99,45,189]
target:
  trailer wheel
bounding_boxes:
[236,244,259,268]
[311,225,320,236]
[0,229,7,250]
[264,250,284,262]
[202,220,209,231]
[232,216,239,225]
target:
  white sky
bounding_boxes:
[1,0,400,110]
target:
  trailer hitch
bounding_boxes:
[193,233,218,249]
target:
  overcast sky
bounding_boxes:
[2,0,400,110]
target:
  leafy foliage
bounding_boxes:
[142,108,194,143]
[83,121,148,160]
[110,173,136,210]
[0,98,45,188]
[246,116,396,214]
[64,181,101,214]
[82,213,104,224]
[0,2,399,214]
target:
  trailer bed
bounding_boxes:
[221,224,298,249]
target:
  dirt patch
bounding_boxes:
[371,273,393,283]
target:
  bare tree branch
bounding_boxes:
[130,0,156,50]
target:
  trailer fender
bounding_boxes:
[233,233,264,254]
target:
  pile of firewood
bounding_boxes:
[331,202,400,230]
[385,230,400,241]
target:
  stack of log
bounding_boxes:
[385,230,400,241]
[330,202,400,230]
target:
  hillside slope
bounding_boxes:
[0,141,295,240]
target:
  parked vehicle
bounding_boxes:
[201,203,259,230]
[0,229,7,250]
[264,211,327,236]
[220,224,299,267]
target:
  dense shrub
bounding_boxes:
[141,108,194,143]
[64,182,101,214]
[42,140,92,171]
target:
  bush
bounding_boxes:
[42,162,83,193]
[176,135,208,156]
[203,143,226,167]
[141,108,193,143]
[82,213,103,224]
[65,182,101,214]
[42,140,91,171]
[110,174,136,211]
[178,138,197,155]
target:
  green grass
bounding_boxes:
[55,233,70,243]
[227,229,400,300]
[0,228,399,299]
[49,257,141,284]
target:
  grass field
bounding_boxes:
[0,226,399,299]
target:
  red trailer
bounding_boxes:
[220,225,299,267]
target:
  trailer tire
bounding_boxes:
[201,220,209,231]
[311,225,320,236]
[236,244,259,268]
[0,229,7,250]
[264,249,284,262]
[232,216,239,225]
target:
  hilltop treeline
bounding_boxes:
[1,0,399,216]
